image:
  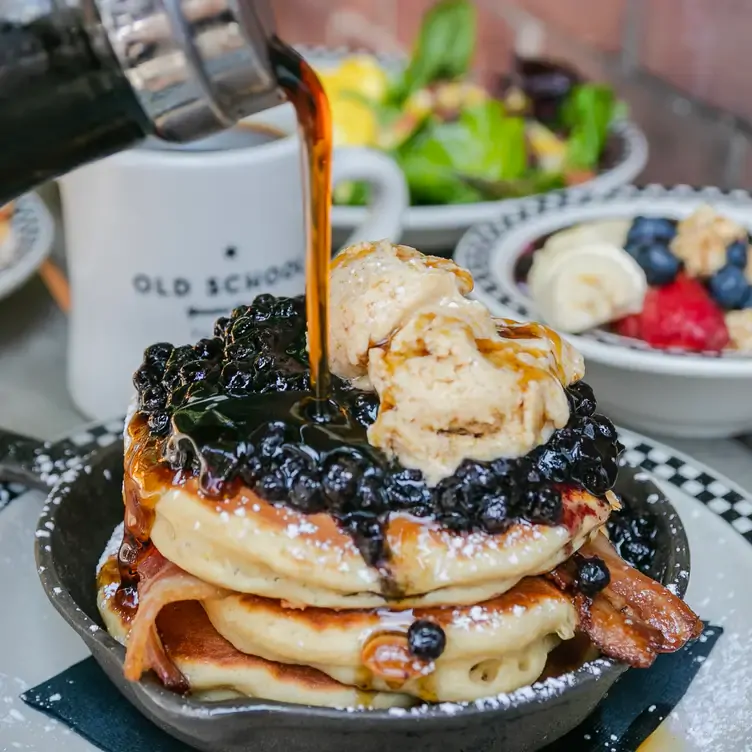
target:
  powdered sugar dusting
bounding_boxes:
[683,627,751,751]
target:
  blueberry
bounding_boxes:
[143,342,174,369]
[626,216,676,245]
[225,341,257,362]
[587,415,618,441]
[356,475,387,515]
[254,468,288,501]
[147,411,170,435]
[222,363,255,396]
[161,366,183,392]
[527,486,562,525]
[229,316,257,342]
[456,460,495,489]
[350,392,380,427]
[179,359,215,385]
[344,512,386,566]
[322,451,365,511]
[166,345,195,369]
[290,473,326,513]
[479,493,512,533]
[741,286,752,309]
[250,294,276,322]
[133,364,159,392]
[535,446,570,482]
[727,240,748,269]
[566,382,596,417]
[258,423,287,458]
[634,243,681,286]
[140,384,166,413]
[238,455,264,487]
[407,620,446,660]
[386,468,431,515]
[194,337,223,360]
[709,264,750,309]
[575,555,611,596]
[200,442,240,485]
[213,316,231,339]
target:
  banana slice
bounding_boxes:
[528,241,647,334]
[542,220,631,256]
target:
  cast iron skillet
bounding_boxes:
[0,424,692,752]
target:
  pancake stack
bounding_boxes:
[97,242,701,708]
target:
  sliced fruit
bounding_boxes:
[616,274,729,352]
[528,241,647,333]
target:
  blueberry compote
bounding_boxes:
[128,294,624,572]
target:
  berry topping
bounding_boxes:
[726,240,749,269]
[709,264,751,310]
[616,274,729,352]
[566,381,596,417]
[607,497,657,575]
[407,620,446,660]
[574,555,611,596]
[633,242,681,286]
[130,294,623,567]
[143,343,174,371]
[194,337,223,360]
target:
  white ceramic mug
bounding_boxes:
[60,103,408,421]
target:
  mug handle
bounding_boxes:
[332,147,408,248]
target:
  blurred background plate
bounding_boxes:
[0,192,55,303]
[303,46,648,253]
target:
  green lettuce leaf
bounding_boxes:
[389,0,476,105]
[562,84,618,170]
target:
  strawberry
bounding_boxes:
[614,313,642,340]
[615,274,729,352]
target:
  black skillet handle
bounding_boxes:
[0,427,88,491]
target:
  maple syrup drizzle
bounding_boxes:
[270,38,333,411]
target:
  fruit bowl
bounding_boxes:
[454,183,752,438]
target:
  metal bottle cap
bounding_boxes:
[95,0,284,142]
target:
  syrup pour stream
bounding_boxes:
[270,38,333,412]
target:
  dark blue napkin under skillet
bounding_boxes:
[21,623,721,752]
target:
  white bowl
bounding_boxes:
[302,47,649,252]
[453,183,752,439]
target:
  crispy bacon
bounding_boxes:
[550,533,702,668]
[584,534,702,651]
[123,549,228,690]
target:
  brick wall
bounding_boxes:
[272,0,752,190]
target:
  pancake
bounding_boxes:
[149,478,610,608]
[202,577,576,701]
[98,565,413,709]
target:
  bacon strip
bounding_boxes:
[584,534,702,651]
[550,533,702,668]
[123,550,228,689]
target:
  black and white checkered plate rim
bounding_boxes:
[458,183,752,359]
[1,419,751,549]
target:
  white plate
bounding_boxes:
[0,423,750,751]
[454,183,752,438]
[303,47,649,253]
[0,193,55,302]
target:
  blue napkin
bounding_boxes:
[21,623,720,752]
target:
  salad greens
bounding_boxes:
[562,84,620,170]
[331,0,624,206]
[387,0,476,106]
